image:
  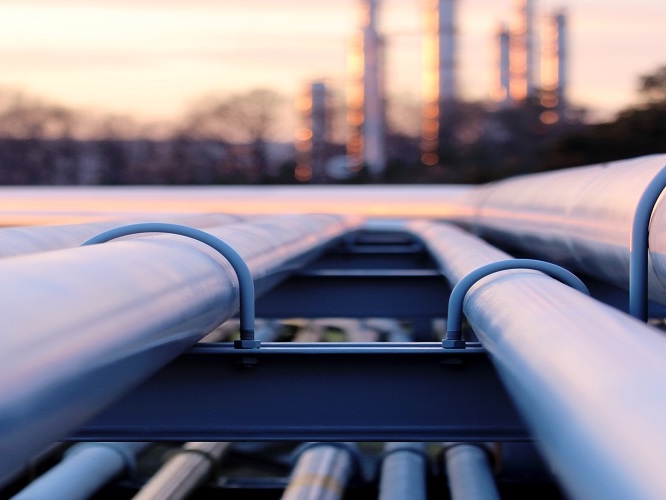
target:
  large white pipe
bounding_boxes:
[460,154,666,306]
[408,220,666,500]
[0,214,361,486]
[0,213,241,259]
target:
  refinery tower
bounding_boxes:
[421,0,457,166]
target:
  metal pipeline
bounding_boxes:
[132,442,231,500]
[378,442,427,500]
[457,154,666,306]
[0,213,241,259]
[12,442,149,500]
[282,443,357,500]
[444,444,499,500]
[0,214,361,486]
[407,220,666,499]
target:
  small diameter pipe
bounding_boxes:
[378,442,427,500]
[12,442,149,500]
[282,444,356,500]
[132,442,231,500]
[630,165,666,321]
[445,444,500,500]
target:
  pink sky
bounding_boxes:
[0,0,663,136]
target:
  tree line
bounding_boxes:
[0,65,665,185]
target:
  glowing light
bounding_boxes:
[540,110,559,124]
[421,152,439,165]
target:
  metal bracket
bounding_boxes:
[81,222,258,349]
[630,166,666,322]
[443,259,590,349]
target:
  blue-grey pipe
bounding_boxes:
[12,442,149,500]
[407,220,666,499]
[282,444,357,500]
[378,442,427,500]
[0,213,241,259]
[0,214,361,486]
[445,444,499,500]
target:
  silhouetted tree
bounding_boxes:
[181,89,284,182]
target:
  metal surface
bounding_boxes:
[12,442,148,500]
[630,166,666,320]
[82,223,257,347]
[378,442,427,500]
[459,154,666,310]
[72,344,527,442]
[445,258,589,346]
[133,442,231,500]
[0,214,360,485]
[445,444,499,500]
[0,214,240,258]
[0,185,472,225]
[408,219,666,500]
[282,443,356,500]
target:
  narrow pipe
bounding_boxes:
[0,213,241,259]
[445,444,499,500]
[282,444,356,500]
[132,442,231,500]
[82,222,257,347]
[445,259,589,346]
[12,442,149,500]
[457,155,666,310]
[378,442,427,500]
[408,220,666,499]
[630,165,666,321]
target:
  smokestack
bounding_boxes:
[493,22,511,107]
[295,82,328,183]
[421,0,458,166]
[539,10,567,124]
[362,0,386,179]
[509,0,536,102]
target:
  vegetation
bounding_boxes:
[0,65,665,185]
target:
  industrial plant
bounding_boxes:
[297,0,570,180]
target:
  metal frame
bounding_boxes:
[71,343,527,442]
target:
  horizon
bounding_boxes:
[0,0,664,140]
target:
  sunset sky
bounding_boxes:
[0,0,664,134]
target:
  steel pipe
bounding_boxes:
[132,442,231,500]
[408,220,666,500]
[0,214,361,486]
[0,213,241,259]
[457,154,666,309]
[445,444,499,500]
[282,443,357,500]
[378,442,427,500]
[12,442,149,500]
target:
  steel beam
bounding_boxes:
[71,344,526,442]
